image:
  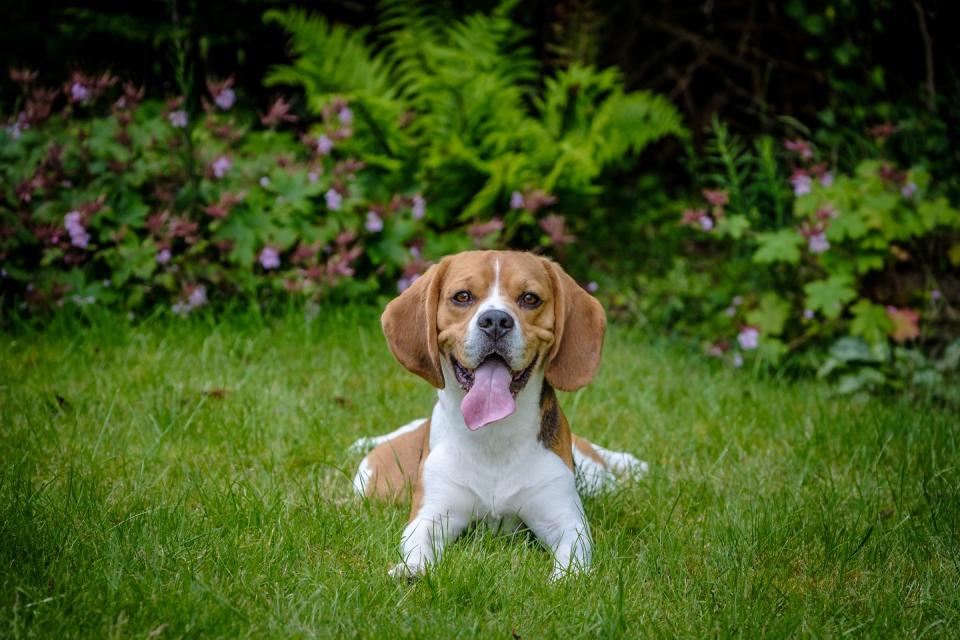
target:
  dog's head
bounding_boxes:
[382,251,606,429]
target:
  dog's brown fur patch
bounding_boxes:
[362,420,431,516]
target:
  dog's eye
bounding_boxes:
[519,292,542,308]
[452,290,473,305]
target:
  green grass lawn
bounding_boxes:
[1,308,958,638]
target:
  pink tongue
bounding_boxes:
[461,359,516,430]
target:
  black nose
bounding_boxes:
[477,309,515,341]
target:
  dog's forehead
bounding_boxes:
[443,251,550,293]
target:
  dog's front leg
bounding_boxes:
[389,484,473,578]
[521,476,592,579]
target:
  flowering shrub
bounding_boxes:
[621,120,960,396]
[0,71,484,314]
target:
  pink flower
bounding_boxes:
[815,206,838,221]
[259,247,280,269]
[214,88,236,111]
[69,82,90,104]
[338,106,353,125]
[173,285,208,316]
[868,122,897,140]
[211,155,232,179]
[901,182,917,198]
[316,134,333,155]
[188,285,207,307]
[168,110,188,128]
[808,232,830,254]
[156,248,172,264]
[411,194,426,220]
[539,214,576,245]
[510,191,524,209]
[698,215,714,231]
[732,352,744,368]
[307,171,319,183]
[365,211,384,232]
[737,327,759,350]
[702,189,729,207]
[681,209,705,226]
[397,274,419,292]
[819,172,834,188]
[784,138,813,159]
[325,189,343,211]
[790,172,812,197]
[468,218,504,243]
[64,210,90,248]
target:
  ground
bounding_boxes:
[1,307,958,638]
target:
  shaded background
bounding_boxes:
[4,0,959,140]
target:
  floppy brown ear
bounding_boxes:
[381,259,448,388]
[543,258,607,391]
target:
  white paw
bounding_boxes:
[621,454,649,478]
[388,561,426,580]
[550,564,590,581]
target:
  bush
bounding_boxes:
[617,119,960,398]
[1,3,685,317]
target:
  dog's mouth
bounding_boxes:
[451,354,537,431]
[451,354,535,395]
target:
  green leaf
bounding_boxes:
[849,299,892,344]
[804,275,856,319]
[826,210,867,241]
[753,229,803,264]
[746,293,790,336]
[835,367,887,394]
[918,197,960,229]
[715,214,750,239]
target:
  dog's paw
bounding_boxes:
[549,564,590,581]
[619,453,649,479]
[388,561,426,580]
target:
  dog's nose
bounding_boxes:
[477,309,515,341]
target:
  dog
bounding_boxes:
[350,250,646,578]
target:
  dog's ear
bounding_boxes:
[542,258,607,391]
[381,259,449,388]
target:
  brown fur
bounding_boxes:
[572,435,607,466]
[539,383,574,471]
[373,250,609,514]
[381,251,606,393]
[363,419,431,509]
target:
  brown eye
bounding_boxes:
[519,292,541,308]
[452,290,473,305]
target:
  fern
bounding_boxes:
[265,2,687,223]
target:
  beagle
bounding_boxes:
[351,250,646,578]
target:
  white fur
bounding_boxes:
[391,366,591,579]
[463,258,525,370]
[353,456,373,496]
[359,253,642,579]
[573,445,617,495]
[593,444,649,478]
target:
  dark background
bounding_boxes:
[3,0,958,141]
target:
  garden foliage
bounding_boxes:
[1,1,958,396]
[1,2,683,315]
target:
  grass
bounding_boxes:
[1,306,958,638]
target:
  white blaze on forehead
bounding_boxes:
[464,255,524,368]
